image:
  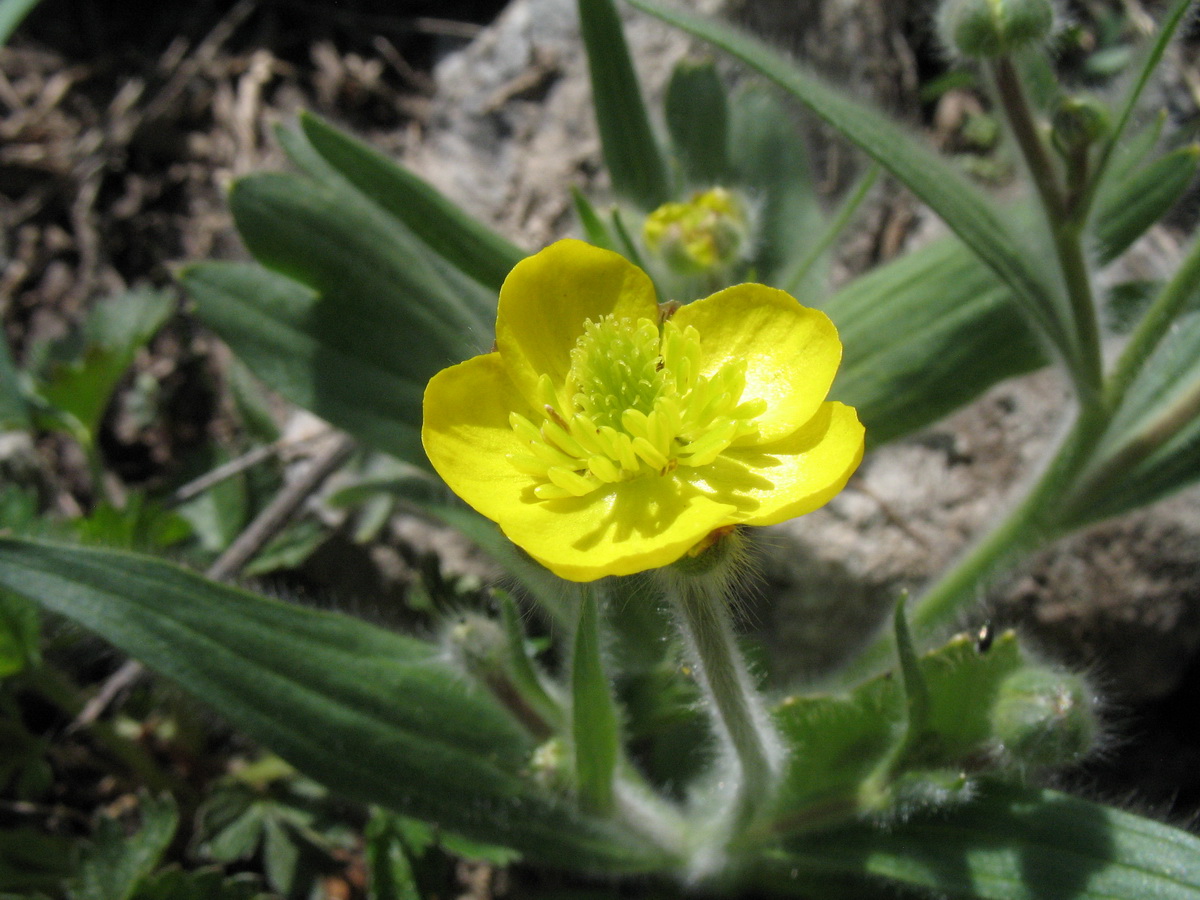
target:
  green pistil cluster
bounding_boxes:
[508,313,767,500]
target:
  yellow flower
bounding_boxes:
[421,240,864,582]
[643,187,747,273]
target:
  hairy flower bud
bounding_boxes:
[937,0,1055,59]
[989,666,1096,768]
[1051,96,1111,158]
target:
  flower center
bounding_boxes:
[508,313,767,500]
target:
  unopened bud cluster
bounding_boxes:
[937,0,1055,58]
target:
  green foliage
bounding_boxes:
[71,794,178,900]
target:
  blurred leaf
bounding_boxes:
[71,495,191,551]
[825,238,1045,446]
[0,591,39,678]
[727,83,823,289]
[763,782,1200,900]
[628,0,1075,365]
[1064,308,1200,525]
[0,827,78,893]
[227,359,282,444]
[38,287,174,443]
[134,867,266,900]
[1093,145,1199,264]
[365,811,420,900]
[0,0,39,45]
[572,187,619,251]
[579,0,671,208]
[72,794,178,900]
[242,518,328,576]
[0,538,675,873]
[0,331,28,430]
[297,113,525,292]
[665,58,728,185]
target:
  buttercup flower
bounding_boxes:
[421,240,864,581]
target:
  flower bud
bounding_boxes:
[989,666,1096,768]
[1051,96,1110,158]
[937,0,1055,59]
[642,187,748,275]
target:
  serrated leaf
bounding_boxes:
[628,0,1074,366]
[763,782,1200,900]
[72,794,178,900]
[0,538,675,873]
[297,113,525,292]
[579,0,671,208]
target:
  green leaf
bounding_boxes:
[72,794,178,900]
[763,782,1200,900]
[0,591,39,678]
[134,867,266,900]
[825,238,1045,446]
[0,827,78,893]
[665,58,728,185]
[365,811,420,900]
[772,632,1028,830]
[627,0,1073,363]
[39,287,174,442]
[229,172,492,349]
[297,113,525,292]
[0,329,28,430]
[572,187,619,251]
[579,0,671,208]
[1093,145,1200,264]
[0,0,40,46]
[726,83,823,288]
[572,591,620,813]
[183,262,426,464]
[0,537,675,873]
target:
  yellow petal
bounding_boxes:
[673,284,842,443]
[682,401,863,527]
[421,353,541,526]
[501,476,740,582]
[495,240,659,406]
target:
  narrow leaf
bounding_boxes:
[727,83,823,288]
[665,58,729,184]
[628,0,1073,360]
[299,113,525,292]
[0,538,669,873]
[0,330,28,430]
[183,262,427,464]
[766,782,1200,900]
[579,0,671,208]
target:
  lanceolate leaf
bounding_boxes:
[626,0,1074,365]
[297,113,525,293]
[762,782,1200,900]
[825,239,1046,445]
[665,58,729,185]
[0,538,674,874]
[579,0,671,209]
[183,263,428,464]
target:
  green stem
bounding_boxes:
[665,570,779,837]
[990,56,1104,406]
[572,586,619,814]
